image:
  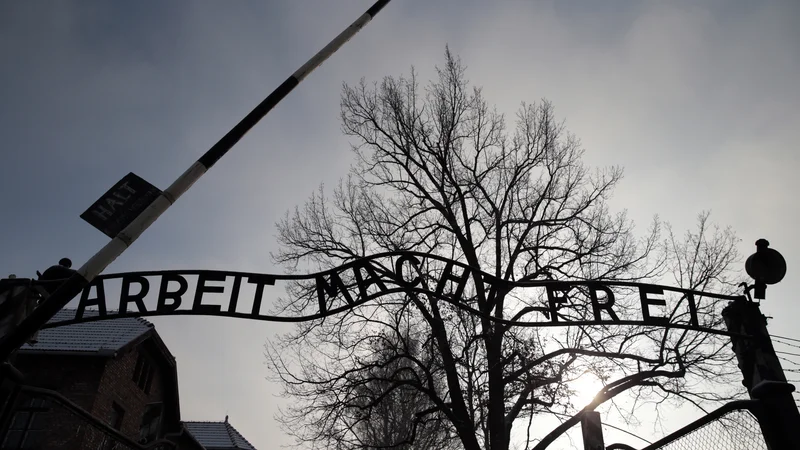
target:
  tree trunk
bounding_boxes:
[487,330,508,450]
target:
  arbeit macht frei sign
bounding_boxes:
[47,252,739,334]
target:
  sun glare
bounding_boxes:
[569,374,604,408]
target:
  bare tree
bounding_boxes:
[349,327,457,449]
[266,48,742,450]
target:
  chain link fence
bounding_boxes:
[648,409,766,450]
[639,401,768,450]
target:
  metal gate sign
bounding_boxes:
[80,172,161,238]
[42,252,742,336]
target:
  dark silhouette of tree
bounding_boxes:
[266,48,741,450]
[349,327,457,449]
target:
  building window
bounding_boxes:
[109,402,125,430]
[133,353,155,394]
[2,395,48,449]
[138,403,162,444]
[102,403,125,450]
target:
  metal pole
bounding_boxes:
[722,239,798,450]
[0,0,391,360]
[580,411,604,450]
[723,298,800,450]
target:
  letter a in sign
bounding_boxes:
[80,172,162,238]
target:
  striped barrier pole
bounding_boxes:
[0,0,392,359]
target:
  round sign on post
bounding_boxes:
[745,239,786,299]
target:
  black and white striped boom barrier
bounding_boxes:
[0,0,392,359]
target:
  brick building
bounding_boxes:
[0,310,256,449]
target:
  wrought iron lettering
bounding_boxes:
[57,252,731,334]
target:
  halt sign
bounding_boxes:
[80,172,161,238]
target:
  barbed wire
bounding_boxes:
[772,334,800,344]
[773,339,800,350]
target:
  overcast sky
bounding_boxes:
[1,0,798,448]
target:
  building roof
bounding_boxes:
[184,420,257,450]
[19,309,153,355]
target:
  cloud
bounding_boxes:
[1,0,798,448]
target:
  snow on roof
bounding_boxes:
[184,420,257,450]
[19,309,152,355]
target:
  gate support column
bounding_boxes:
[581,411,604,450]
[724,298,800,450]
[723,239,799,450]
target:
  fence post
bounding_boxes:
[581,411,604,450]
[723,298,800,450]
